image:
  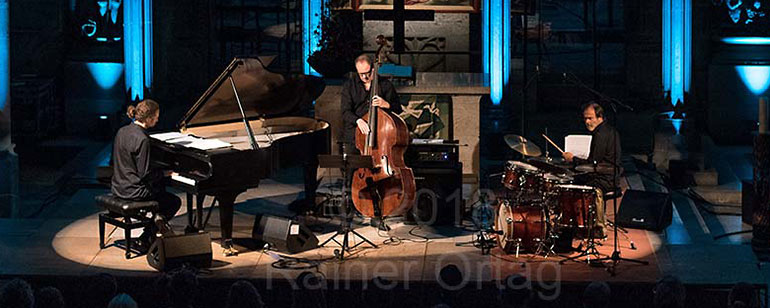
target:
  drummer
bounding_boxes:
[562,102,621,237]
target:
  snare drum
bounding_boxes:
[502,161,543,192]
[542,173,573,194]
[555,184,598,229]
[495,200,546,253]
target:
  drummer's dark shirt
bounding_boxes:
[574,121,621,173]
[573,121,621,192]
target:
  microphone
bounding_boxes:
[535,65,541,81]
[562,72,568,84]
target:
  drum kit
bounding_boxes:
[493,134,604,260]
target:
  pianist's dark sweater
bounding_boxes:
[111,123,163,200]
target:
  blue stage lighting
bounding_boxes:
[87,62,124,89]
[0,0,7,111]
[736,65,770,95]
[722,37,770,45]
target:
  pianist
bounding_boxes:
[111,99,181,251]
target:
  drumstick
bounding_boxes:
[541,134,565,154]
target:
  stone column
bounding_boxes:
[751,97,770,251]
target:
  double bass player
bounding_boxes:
[340,53,409,230]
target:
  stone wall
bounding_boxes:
[363,13,469,72]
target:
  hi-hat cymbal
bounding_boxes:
[504,134,542,157]
[575,163,614,174]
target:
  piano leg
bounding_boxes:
[216,191,241,256]
[216,190,240,229]
[196,194,205,230]
[185,193,196,233]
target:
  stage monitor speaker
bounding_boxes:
[147,232,212,271]
[252,215,318,254]
[405,166,462,226]
[616,190,673,231]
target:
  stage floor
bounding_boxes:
[1,141,767,307]
[0,175,763,287]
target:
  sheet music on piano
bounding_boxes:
[151,132,232,150]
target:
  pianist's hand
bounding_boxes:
[563,152,574,163]
[163,170,177,177]
[372,95,390,109]
[356,118,370,135]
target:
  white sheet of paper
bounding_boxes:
[565,135,592,160]
[158,134,232,150]
[150,132,188,141]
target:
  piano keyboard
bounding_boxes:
[171,174,197,186]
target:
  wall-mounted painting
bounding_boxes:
[398,94,452,139]
[355,0,479,13]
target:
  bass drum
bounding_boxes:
[495,200,546,253]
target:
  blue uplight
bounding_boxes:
[0,0,7,111]
[722,37,770,45]
[303,0,321,76]
[671,119,683,135]
[736,65,770,95]
[86,62,124,89]
[124,0,143,100]
[143,0,152,88]
[123,0,152,100]
[663,0,691,106]
[487,0,508,105]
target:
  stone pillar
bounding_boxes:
[751,97,770,251]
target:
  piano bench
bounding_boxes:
[95,194,158,259]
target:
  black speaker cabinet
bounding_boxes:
[616,190,673,231]
[743,179,755,225]
[405,165,463,226]
[252,215,318,254]
[147,232,212,271]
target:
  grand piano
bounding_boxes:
[150,57,329,254]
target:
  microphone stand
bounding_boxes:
[563,72,648,276]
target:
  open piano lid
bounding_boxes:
[178,57,326,129]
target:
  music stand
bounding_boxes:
[317,154,378,260]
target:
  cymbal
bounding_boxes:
[527,157,572,175]
[575,163,614,174]
[504,134,542,157]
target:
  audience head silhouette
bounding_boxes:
[653,275,686,308]
[499,274,531,308]
[169,268,199,308]
[35,286,64,308]
[107,293,138,308]
[582,281,611,308]
[291,271,327,308]
[226,280,264,308]
[728,282,759,308]
[0,278,34,308]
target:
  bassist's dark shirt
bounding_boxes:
[340,75,403,143]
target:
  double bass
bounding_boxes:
[351,36,416,218]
